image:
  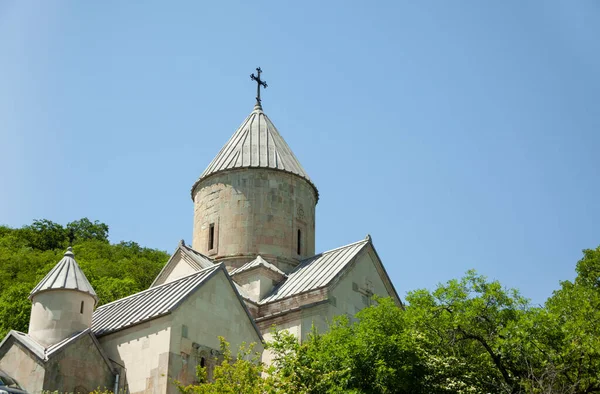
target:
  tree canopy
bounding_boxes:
[0,218,169,337]
[182,249,600,394]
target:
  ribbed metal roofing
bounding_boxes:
[29,247,98,304]
[259,238,369,304]
[92,265,220,336]
[230,255,286,277]
[181,242,214,269]
[1,329,101,362]
[191,105,318,199]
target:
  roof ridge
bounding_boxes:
[303,238,369,261]
[181,243,213,260]
[96,264,220,310]
[230,255,286,277]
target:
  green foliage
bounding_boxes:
[177,248,600,394]
[66,218,109,243]
[405,271,537,393]
[266,298,428,394]
[541,246,600,393]
[0,218,169,337]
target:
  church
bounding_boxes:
[0,69,402,394]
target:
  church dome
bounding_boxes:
[29,247,98,305]
[191,104,318,201]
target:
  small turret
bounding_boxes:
[28,247,98,347]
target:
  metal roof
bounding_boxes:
[259,238,369,304]
[0,329,108,364]
[181,242,214,269]
[230,255,287,277]
[191,105,318,200]
[92,265,220,336]
[29,247,98,304]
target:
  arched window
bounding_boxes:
[297,229,302,255]
[80,300,84,314]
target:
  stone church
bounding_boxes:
[0,70,402,394]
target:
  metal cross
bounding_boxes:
[250,67,268,105]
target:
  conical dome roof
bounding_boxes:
[191,104,318,200]
[29,247,98,304]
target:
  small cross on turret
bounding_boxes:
[250,67,268,106]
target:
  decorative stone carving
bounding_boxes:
[297,204,305,220]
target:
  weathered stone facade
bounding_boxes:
[255,243,399,365]
[0,331,117,394]
[29,290,96,347]
[192,168,317,273]
[0,338,45,393]
[41,333,115,393]
[96,269,262,394]
[166,271,263,393]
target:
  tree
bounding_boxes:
[541,247,600,393]
[168,261,600,394]
[264,297,429,394]
[0,284,33,335]
[404,271,540,394]
[20,219,68,251]
[66,218,109,243]
[0,219,169,337]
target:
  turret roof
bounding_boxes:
[191,104,318,200]
[29,247,99,304]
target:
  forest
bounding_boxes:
[0,219,598,393]
[0,218,169,337]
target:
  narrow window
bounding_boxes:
[297,229,302,255]
[208,223,215,250]
[80,300,84,314]
[200,357,206,368]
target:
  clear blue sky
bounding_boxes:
[1,1,599,305]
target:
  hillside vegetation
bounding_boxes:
[0,218,169,337]
[1,219,598,393]
[181,251,600,394]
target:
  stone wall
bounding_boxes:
[98,317,172,394]
[0,338,45,393]
[256,245,400,366]
[192,168,317,273]
[259,311,302,366]
[43,333,115,393]
[161,251,198,285]
[29,290,95,347]
[167,271,263,393]
[328,247,395,318]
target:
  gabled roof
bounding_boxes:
[259,238,370,304]
[181,242,214,268]
[191,105,318,200]
[29,247,98,304]
[0,329,113,371]
[230,255,287,278]
[93,264,220,336]
[150,240,214,288]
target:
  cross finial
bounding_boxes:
[250,67,268,107]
